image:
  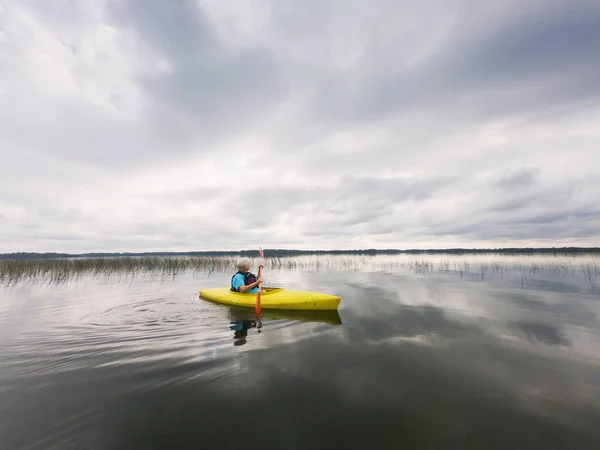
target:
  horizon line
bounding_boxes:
[2,246,600,259]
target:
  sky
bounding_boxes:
[1,0,599,253]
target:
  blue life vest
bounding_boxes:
[230,271,258,292]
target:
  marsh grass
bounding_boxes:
[1,254,598,288]
[583,258,598,286]
[0,256,237,285]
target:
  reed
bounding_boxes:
[1,254,598,286]
[582,259,598,286]
[0,256,238,285]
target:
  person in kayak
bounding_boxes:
[231,258,265,293]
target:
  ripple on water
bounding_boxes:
[1,280,344,389]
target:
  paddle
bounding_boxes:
[256,247,264,323]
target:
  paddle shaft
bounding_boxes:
[256,247,264,319]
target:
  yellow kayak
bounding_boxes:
[199,287,341,311]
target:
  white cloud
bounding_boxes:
[1,0,599,253]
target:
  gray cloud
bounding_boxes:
[270,0,600,131]
[106,0,290,157]
[493,168,539,190]
[0,0,599,252]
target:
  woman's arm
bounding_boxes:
[239,278,262,293]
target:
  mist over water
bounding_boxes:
[1,254,600,449]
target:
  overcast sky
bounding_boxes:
[1,0,599,253]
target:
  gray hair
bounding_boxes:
[235,257,251,270]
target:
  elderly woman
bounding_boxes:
[231,257,265,293]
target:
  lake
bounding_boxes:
[1,254,600,449]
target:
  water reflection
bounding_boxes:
[225,305,342,326]
[226,307,343,346]
[2,267,600,449]
[229,320,258,346]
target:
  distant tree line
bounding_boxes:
[1,247,599,260]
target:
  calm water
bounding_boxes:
[1,256,600,449]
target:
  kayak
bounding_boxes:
[199,287,341,311]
